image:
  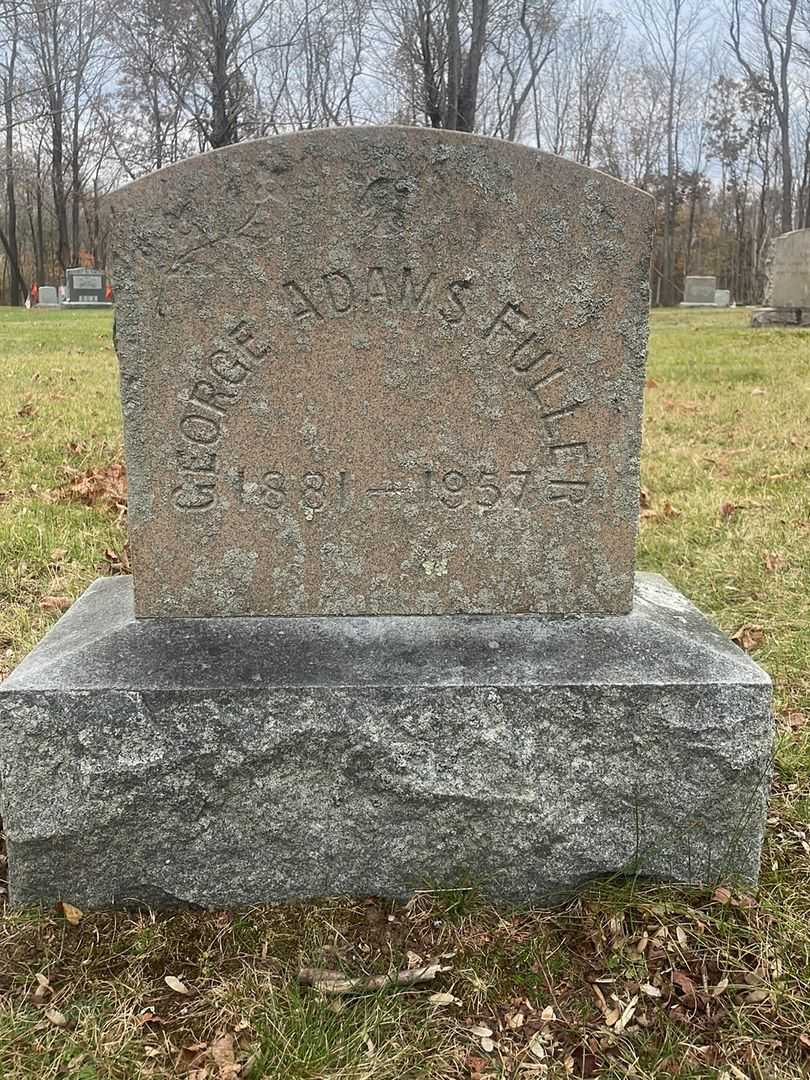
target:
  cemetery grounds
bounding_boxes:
[0,306,808,1080]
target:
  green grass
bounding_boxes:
[1,307,809,1079]
[0,308,124,676]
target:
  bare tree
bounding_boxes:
[1,0,27,301]
[629,0,704,304]
[730,0,799,234]
[573,0,622,165]
[254,0,370,133]
[383,0,490,131]
[173,0,275,148]
[484,0,559,141]
[108,0,198,176]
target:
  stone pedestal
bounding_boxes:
[0,574,772,910]
[752,306,810,327]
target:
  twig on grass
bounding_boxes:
[298,961,447,994]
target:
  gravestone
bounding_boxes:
[680,275,717,306]
[63,267,112,307]
[37,285,59,306]
[110,135,652,618]
[0,128,773,910]
[714,289,731,308]
[753,229,810,327]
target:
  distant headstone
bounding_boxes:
[714,289,731,307]
[37,285,59,307]
[64,267,112,306]
[0,129,773,911]
[753,229,810,326]
[681,276,717,306]
[767,229,810,308]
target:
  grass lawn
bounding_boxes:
[0,306,808,1079]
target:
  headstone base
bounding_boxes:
[60,301,114,309]
[0,575,772,910]
[678,302,718,308]
[751,306,810,327]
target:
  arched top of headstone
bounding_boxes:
[110,126,654,618]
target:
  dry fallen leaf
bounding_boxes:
[165,975,191,995]
[55,462,127,515]
[428,991,460,1006]
[641,499,680,524]
[466,1055,489,1079]
[468,1025,493,1038]
[480,1036,495,1053]
[640,488,652,509]
[614,995,638,1034]
[640,982,662,998]
[720,500,738,519]
[210,1033,240,1078]
[60,901,83,926]
[712,977,730,997]
[764,552,787,573]
[671,971,697,999]
[713,885,733,905]
[731,625,765,652]
[32,973,51,1003]
[40,596,72,613]
[744,988,769,1004]
[540,1005,556,1022]
[45,1007,68,1027]
[604,1006,620,1026]
[102,545,131,575]
[528,1033,547,1060]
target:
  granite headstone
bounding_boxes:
[753,229,810,326]
[681,275,717,306]
[64,267,112,306]
[714,289,731,307]
[767,229,810,308]
[37,285,59,306]
[0,128,773,910]
[110,129,651,618]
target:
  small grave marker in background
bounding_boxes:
[680,275,717,306]
[37,286,59,307]
[753,229,810,326]
[63,267,112,307]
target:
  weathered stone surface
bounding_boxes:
[766,228,810,308]
[110,128,654,618]
[682,275,717,305]
[0,574,772,909]
[714,289,731,307]
[37,286,59,306]
[751,306,810,328]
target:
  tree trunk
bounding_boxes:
[458,0,488,131]
[3,27,23,305]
